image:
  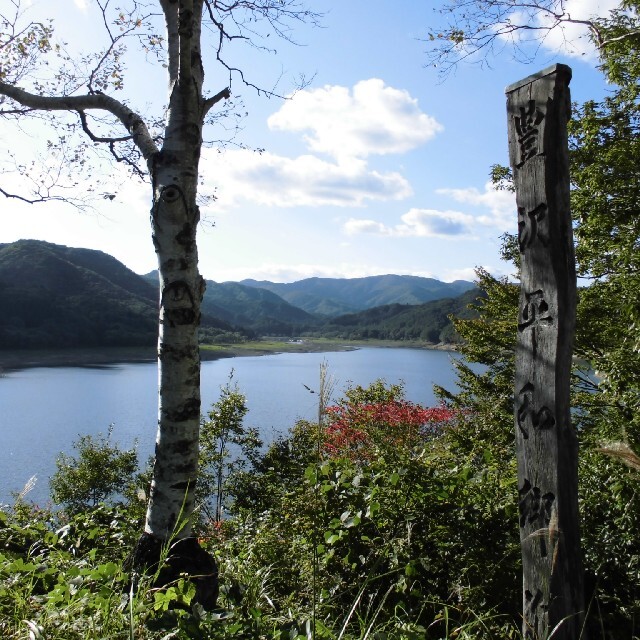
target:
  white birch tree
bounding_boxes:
[0,0,317,605]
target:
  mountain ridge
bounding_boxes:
[239,274,475,316]
[2,240,477,348]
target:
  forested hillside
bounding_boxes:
[311,287,482,342]
[241,274,475,316]
[0,241,473,349]
[0,241,242,348]
[200,281,316,335]
[0,240,158,348]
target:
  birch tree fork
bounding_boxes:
[0,0,317,606]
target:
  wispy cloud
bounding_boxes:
[200,148,412,210]
[268,78,443,160]
[343,181,516,239]
[436,181,515,230]
[344,208,475,238]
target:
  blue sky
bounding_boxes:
[1,0,615,283]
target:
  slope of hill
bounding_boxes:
[142,271,317,335]
[0,240,243,348]
[0,240,160,348]
[200,281,316,335]
[240,274,475,316]
[314,288,483,343]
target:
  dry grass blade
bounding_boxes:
[597,442,640,471]
[16,475,37,502]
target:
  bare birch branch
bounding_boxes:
[0,81,159,164]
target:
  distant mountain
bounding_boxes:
[2,241,479,349]
[200,281,316,335]
[0,240,240,349]
[315,288,483,343]
[143,271,316,335]
[240,275,475,316]
[0,239,159,348]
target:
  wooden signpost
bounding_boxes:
[506,65,586,639]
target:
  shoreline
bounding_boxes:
[0,339,457,372]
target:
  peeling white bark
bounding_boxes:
[144,0,205,540]
[160,0,180,86]
[0,0,232,545]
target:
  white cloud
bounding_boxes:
[200,148,412,211]
[344,208,475,238]
[267,79,443,160]
[342,219,389,235]
[442,266,480,283]
[198,80,444,212]
[436,181,515,230]
[444,263,516,282]
[343,181,517,240]
[398,208,475,237]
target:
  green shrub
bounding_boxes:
[219,381,521,637]
[197,373,262,524]
[49,425,139,513]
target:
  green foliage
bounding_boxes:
[229,418,319,515]
[312,289,481,343]
[441,234,640,637]
[570,87,640,457]
[219,380,521,637]
[198,373,262,523]
[199,328,252,344]
[0,503,143,640]
[567,30,640,634]
[49,425,139,513]
[435,267,519,466]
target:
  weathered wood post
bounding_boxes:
[506,64,586,639]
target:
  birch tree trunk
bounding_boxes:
[130,1,219,607]
[0,0,223,606]
[144,0,204,543]
[0,0,317,610]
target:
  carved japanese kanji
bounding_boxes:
[518,290,554,358]
[517,382,556,439]
[518,203,549,251]
[515,100,545,165]
[507,65,584,640]
[519,479,555,557]
[524,589,547,640]
[519,480,555,528]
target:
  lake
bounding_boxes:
[0,347,464,505]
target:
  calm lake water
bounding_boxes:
[0,347,464,505]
